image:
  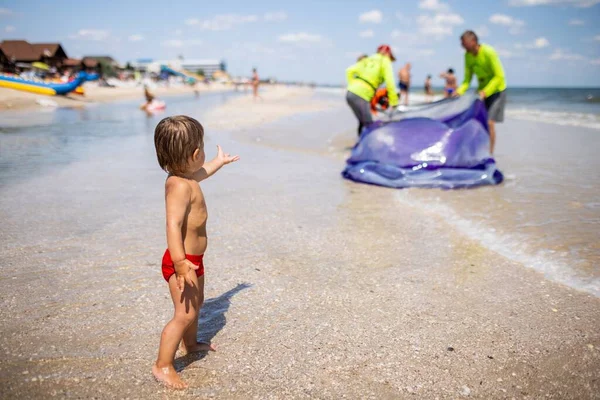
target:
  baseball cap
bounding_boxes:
[377,44,396,61]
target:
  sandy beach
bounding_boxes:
[0,86,599,399]
[0,82,231,112]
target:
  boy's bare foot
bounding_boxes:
[152,363,188,390]
[179,341,217,355]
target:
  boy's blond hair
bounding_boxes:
[154,115,204,174]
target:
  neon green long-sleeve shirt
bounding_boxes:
[456,44,506,97]
[346,53,399,106]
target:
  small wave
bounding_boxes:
[395,192,600,297]
[507,108,600,130]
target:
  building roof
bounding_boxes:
[31,43,68,59]
[82,58,98,68]
[0,40,39,61]
[0,40,68,62]
[63,58,81,67]
[82,56,120,67]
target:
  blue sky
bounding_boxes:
[1,0,599,87]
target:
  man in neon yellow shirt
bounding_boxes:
[456,30,507,154]
[346,44,399,136]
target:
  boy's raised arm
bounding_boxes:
[192,145,240,182]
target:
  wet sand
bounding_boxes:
[0,87,599,399]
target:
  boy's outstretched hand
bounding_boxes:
[192,145,240,182]
[216,145,240,166]
[174,259,199,292]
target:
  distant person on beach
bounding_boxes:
[252,68,261,100]
[398,63,411,106]
[424,75,433,102]
[456,30,507,154]
[440,68,457,98]
[152,116,239,390]
[346,44,399,136]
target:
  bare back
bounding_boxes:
[399,67,410,84]
[167,176,208,255]
[446,74,457,88]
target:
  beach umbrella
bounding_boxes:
[32,62,50,70]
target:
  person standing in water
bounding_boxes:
[345,44,399,136]
[252,68,261,100]
[398,63,411,106]
[456,30,507,155]
[140,85,157,112]
[424,75,433,102]
[439,68,457,98]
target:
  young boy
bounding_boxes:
[152,115,239,389]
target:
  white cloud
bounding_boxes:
[417,12,464,38]
[5,25,15,32]
[0,8,13,15]
[434,13,464,25]
[594,35,600,41]
[359,29,374,38]
[161,39,202,48]
[568,19,585,25]
[359,10,383,24]
[418,0,450,12]
[549,48,586,60]
[128,34,144,42]
[489,14,519,25]
[264,11,287,22]
[414,0,464,40]
[533,37,550,48]
[278,32,323,43]
[489,14,525,34]
[517,37,550,48]
[590,58,600,65]
[475,25,490,38]
[69,29,110,41]
[174,29,183,36]
[509,0,599,7]
[186,14,258,31]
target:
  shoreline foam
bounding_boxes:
[395,191,600,297]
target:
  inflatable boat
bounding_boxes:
[342,93,504,189]
[0,71,89,96]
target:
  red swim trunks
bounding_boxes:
[161,249,205,282]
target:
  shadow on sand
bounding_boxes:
[174,282,252,370]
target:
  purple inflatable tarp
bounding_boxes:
[342,94,503,189]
